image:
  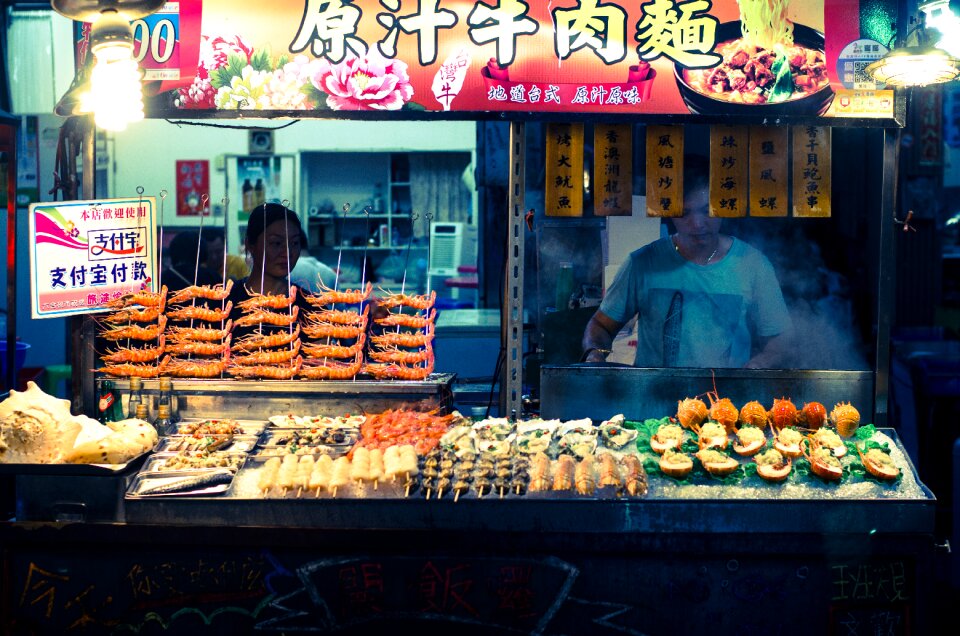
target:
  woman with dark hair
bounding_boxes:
[582,155,793,369]
[227,203,312,339]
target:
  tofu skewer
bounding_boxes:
[295,455,315,498]
[368,448,384,490]
[329,456,351,497]
[309,454,333,496]
[350,447,371,486]
[258,457,282,495]
[277,454,299,496]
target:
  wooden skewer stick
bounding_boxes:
[500,487,505,499]
[315,487,321,497]
[454,489,461,503]
[405,482,411,497]
[437,488,444,499]
[281,488,287,498]
[374,480,379,491]
[332,486,338,498]
[425,488,432,500]
[296,487,303,498]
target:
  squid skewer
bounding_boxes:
[309,454,334,496]
[329,456,351,497]
[295,455,315,498]
[258,457,282,495]
[277,454,299,497]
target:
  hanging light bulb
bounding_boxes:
[51,1,165,129]
[85,9,143,131]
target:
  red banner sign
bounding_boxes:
[74,0,895,118]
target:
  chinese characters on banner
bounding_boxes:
[792,126,832,217]
[28,198,157,318]
[176,160,210,216]
[646,125,683,217]
[709,125,748,218]
[108,0,894,119]
[593,124,632,216]
[748,127,789,217]
[544,123,584,217]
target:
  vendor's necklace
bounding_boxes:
[673,236,718,265]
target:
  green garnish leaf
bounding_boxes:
[767,45,794,103]
[856,424,877,440]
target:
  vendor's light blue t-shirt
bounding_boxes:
[600,237,791,368]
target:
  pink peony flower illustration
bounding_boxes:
[311,52,414,111]
[177,34,253,109]
[201,35,254,72]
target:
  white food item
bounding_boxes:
[308,455,333,490]
[0,381,81,463]
[368,448,384,481]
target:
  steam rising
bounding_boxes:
[729,221,869,371]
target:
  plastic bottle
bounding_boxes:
[555,262,575,311]
[127,377,144,419]
[254,178,265,207]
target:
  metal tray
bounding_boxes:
[141,451,248,473]
[249,444,350,459]
[267,414,366,429]
[156,434,259,454]
[175,419,267,436]
[126,468,236,498]
[259,427,359,448]
[0,449,151,476]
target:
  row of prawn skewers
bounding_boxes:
[165,280,233,378]
[298,282,372,380]
[363,288,437,381]
[652,396,899,482]
[97,279,440,381]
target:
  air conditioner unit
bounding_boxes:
[428,222,463,274]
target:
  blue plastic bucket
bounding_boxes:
[0,341,30,381]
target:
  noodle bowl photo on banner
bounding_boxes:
[675,0,835,116]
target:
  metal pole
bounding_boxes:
[874,127,899,427]
[76,118,97,416]
[500,121,525,418]
[2,120,18,393]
